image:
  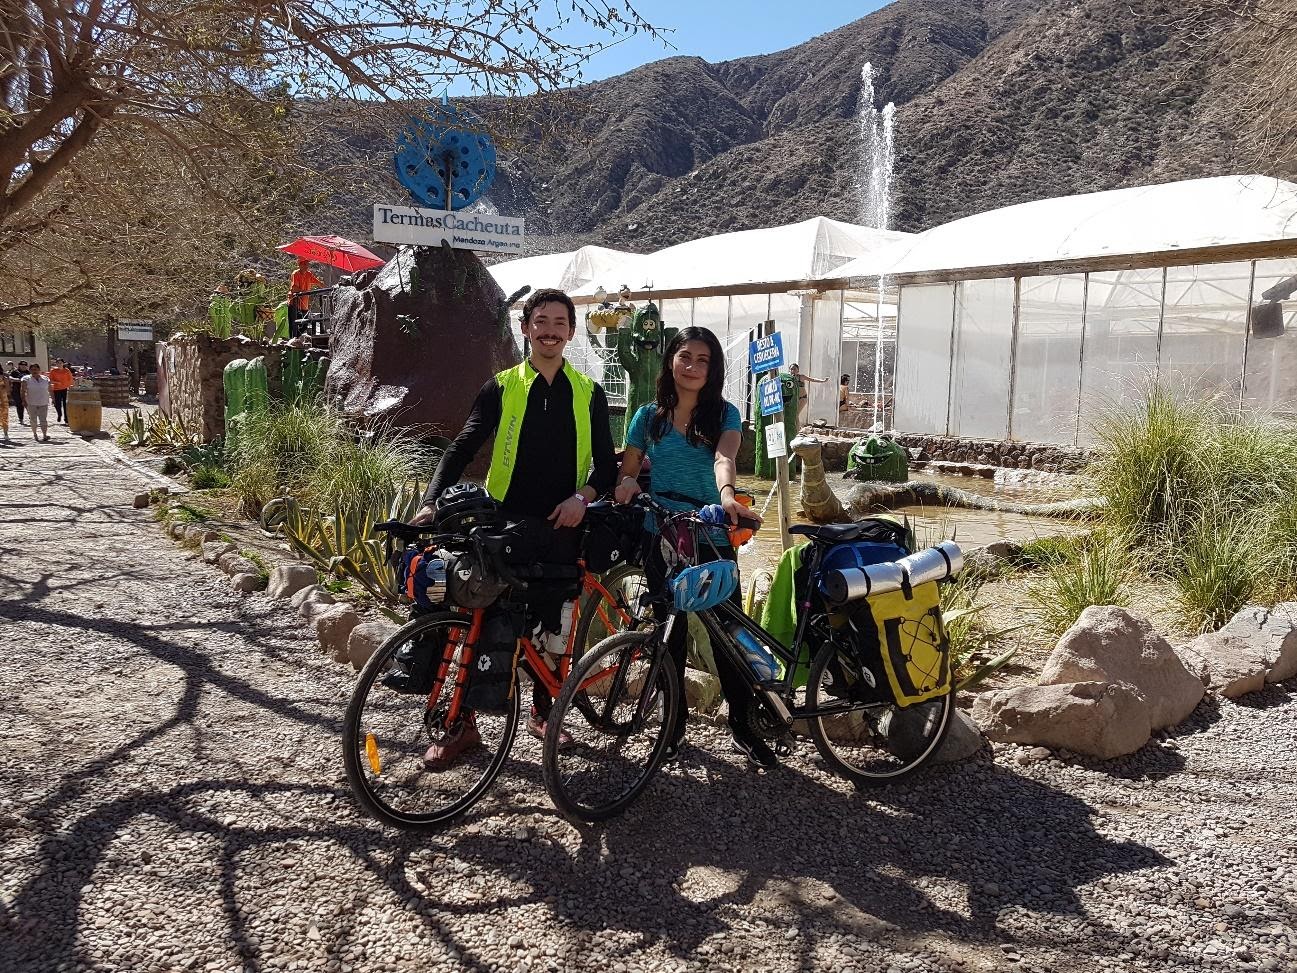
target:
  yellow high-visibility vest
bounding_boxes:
[484,360,594,501]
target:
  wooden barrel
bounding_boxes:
[66,382,103,435]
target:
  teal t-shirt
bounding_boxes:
[626,402,742,529]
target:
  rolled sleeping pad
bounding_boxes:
[820,541,963,606]
[897,541,964,586]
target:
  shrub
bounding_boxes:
[228,404,336,514]
[941,576,1022,690]
[1170,504,1272,634]
[1028,534,1130,635]
[1012,533,1089,571]
[189,464,231,490]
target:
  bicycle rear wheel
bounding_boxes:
[342,612,519,830]
[542,630,680,822]
[805,640,954,787]
[573,563,649,655]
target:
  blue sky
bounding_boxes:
[442,2,889,93]
[571,2,890,82]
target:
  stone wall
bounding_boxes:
[159,334,284,444]
[806,428,1090,474]
[895,434,1091,473]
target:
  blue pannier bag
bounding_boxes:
[399,545,449,611]
[815,518,912,600]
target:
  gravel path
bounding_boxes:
[2,434,1295,973]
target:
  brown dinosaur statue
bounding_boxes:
[790,434,1101,524]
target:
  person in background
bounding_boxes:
[788,363,827,424]
[6,361,22,426]
[21,362,51,442]
[839,373,850,417]
[288,258,322,338]
[48,359,74,424]
[0,370,9,442]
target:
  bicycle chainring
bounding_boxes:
[744,705,786,741]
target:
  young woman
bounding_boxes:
[614,327,775,768]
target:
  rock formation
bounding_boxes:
[326,245,520,439]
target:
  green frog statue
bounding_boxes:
[615,300,678,420]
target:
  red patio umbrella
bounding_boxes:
[277,235,386,273]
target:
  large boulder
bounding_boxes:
[266,563,318,600]
[315,605,362,664]
[931,710,986,764]
[1040,606,1203,729]
[349,621,399,671]
[1174,603,1296,698]
[973,681,1152,760]
[325,246,519,440]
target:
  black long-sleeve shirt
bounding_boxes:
[424,364,617,520]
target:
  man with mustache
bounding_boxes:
[395,288,617,769]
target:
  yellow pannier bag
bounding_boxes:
[864,580,952,707]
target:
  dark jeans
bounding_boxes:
[52,389,68,423]
[645,537,755,743]
[511,519,582,718]
[10,384,22,424]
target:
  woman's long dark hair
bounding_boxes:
[650,326,727,448]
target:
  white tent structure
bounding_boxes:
[489,217,911,422]
[488,244,635,301]
[819,175,1297,445]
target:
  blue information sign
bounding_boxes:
[758,375,783,417]
[749,333,784,374]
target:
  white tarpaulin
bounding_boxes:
[567,217,910,297]
[829,175,1297,281]
[488,245,636,300]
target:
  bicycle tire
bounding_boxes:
[568,564,649,723]
[542,630,680,822]
[573,563,649,655]
[804,640,954,787]
[342,612,519,830]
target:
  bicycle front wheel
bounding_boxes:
[342,612,519,830]
[805,640,954,787]
[542,630,680,822]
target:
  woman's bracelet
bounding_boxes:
[720,484,736,497]
[574,492,590,506]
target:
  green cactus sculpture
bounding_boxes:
[616,302,678,425]
[283,348,330,407]
[752,371,800,479]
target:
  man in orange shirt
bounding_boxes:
[47,358,74,424]
[288,258,322,337]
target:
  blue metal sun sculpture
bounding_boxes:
[394,99,497,211]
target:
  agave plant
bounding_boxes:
[144,410,199,449]
[114,409,148,447]
[261,479,428,622]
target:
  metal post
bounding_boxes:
[1238,261,1257,415]
[759,319,793,551]
[1006,277,1022,441]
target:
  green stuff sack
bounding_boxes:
[864,580,951,707]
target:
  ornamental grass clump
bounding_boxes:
[228,403,336,514]
[1169,503,1273,634]
[1027,533,1131,636]
[1087,384,1297,630]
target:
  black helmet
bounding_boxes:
[433,482,500,535]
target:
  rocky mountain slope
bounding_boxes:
[326,0,1273,255]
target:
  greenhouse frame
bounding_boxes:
[489,217,908,424]
[825,175,1297,446]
